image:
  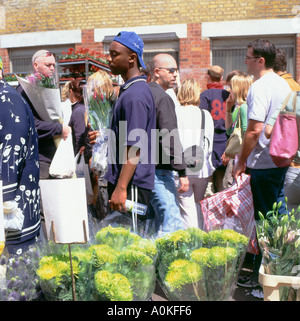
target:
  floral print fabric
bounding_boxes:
[0,80,40,253]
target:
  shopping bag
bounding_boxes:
[225,109,243,159]
[269,91,299,168]
[75,153,93,204]
[39,178,89,243]
[49,133,75,178]
[200,173,259,254]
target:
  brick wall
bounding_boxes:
[179,24,210,90]
[1,0,299,84]
[1,0,300,34]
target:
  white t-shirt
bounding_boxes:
[175,105,215,177]
[247,71,291,169]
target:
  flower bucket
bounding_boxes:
[35,225,157,301]
[259,264,300,301]
[155,227,249,301]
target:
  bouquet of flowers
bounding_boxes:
[0,247,42,301]
[36,225,157,301]
[256,201,300,301]
[16,72,62,124]
[26,72,57,89]
[155,227,249,301]
[83,75,116,172]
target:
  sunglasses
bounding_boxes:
[245,56,261,60]
[157,67,178,74]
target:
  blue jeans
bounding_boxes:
[248,167,288,220]
[248,167,288,274]
[149,169,185,237]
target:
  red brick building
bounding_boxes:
[0,1,299,88]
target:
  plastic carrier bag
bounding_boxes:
[200,173,259,255]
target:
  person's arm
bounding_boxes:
[233,119,264,181]
[109,146,140,212]
[240,103,248,134]
[158,95,189,192]
[225,92,235,131]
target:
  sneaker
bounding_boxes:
[237,273,260,288]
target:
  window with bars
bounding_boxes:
[211,36,296,79]
[9,45,74,74]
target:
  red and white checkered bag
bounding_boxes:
[200,173,259,254]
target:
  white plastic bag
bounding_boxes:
[3,201,24,231]
[49,134,75,178]
[75,153,93,204]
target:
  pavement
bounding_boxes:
[152,254,264,302]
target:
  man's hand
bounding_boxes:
[233,160,246,182]
[177,176,189,193]
[61,125,71,140]
[109,185,127,212]
[88,129,99,145]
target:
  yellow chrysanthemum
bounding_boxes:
[94,270,133,301]
[0,241,5,255]
[165,259,203,291]
[190,248,210,266]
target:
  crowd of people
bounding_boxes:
[1,33,300,294]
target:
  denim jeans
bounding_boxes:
[284,167,300,212]
[248,167,288,220]
[248,167,288,274]
[149,169,185,237]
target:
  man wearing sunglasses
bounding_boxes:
[147,53,188,237]
[234,39,291,288]
[17,50,71,179]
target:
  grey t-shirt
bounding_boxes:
[246,72,291,169]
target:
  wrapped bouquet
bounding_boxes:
[16,73,62,124]
[155,227,249,301]
[36,225,157,301]
[83,72,116,172]
[256,201,300,301]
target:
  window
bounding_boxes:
[211,36,296,78]
[9,45,74,74]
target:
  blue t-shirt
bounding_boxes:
[105,76,156,191]
[200,86,230,168]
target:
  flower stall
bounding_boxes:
[58,47,118,85]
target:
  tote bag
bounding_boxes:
[269,91,298,168]
[224,108,243,159]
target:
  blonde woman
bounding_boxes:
[225,74,253,136]
[222,74,253,188]
[85,70,117,220]
[175,78,214,229]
